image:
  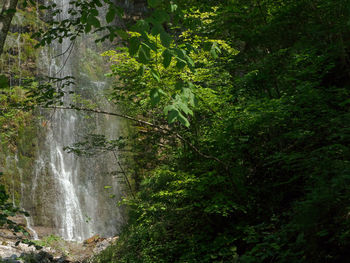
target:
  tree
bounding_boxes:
[90,1,350,262]
[0,0,18,56]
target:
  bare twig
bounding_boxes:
[112,151,135,199]
[54,40,76,76]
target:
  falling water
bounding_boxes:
[24,215,39,240]
[24,0,126,241]
[16,33,21,86]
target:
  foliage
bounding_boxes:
[92,0,350,262]
[2,0,350,262]
[0,0,43,246]
[0,184,37,249]
[32,234,69,255]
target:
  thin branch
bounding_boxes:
[53,40,74,59]
[45,105,229,169]
[112,151,135,199]
[54,40,76,76]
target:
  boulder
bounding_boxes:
[83,234,101,245]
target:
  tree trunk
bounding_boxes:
[0,0,18,56]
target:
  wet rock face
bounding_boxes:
[25,0,127,241]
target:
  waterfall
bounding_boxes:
[24,0,126,242]
[16,33,21,86]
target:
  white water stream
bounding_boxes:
[23,0,126,241]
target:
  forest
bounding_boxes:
[0,0,350,262]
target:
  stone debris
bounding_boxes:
[0,234,119,262]
[92,236,119,254]
[83,235,102,246]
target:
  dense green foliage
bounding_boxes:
[0,1,42,244]
[1,0,350,262]
[91,0,350,262]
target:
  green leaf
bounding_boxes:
[151,24,162,35]
[138,44,150,64]
[104,186,112,189]
[175,81,183,90]
[210,42,221,59]
[150,88,160,106]
[129,37,140,56]
[91,8,98,16]
[150,68,161,82]
[142,40,157,52]
[175,48,186,59]
[81,12,88,23]
[187,81,194,89]
[85,24,92,33]
[162,49,172,68]
[148,0,162,8]
[116,29,129,40]
[160,31,172,48]
[106,7,116,23]
[185,54,195,68]
[170,3,178,12]
[133,20,150,34]
[178,112,190,127]
[177,100,193,116]
[176,59,187,70]
[109,32,115,41]
[93,0,103,7]
[138,65,146,76]
[153,10,170,23]
[164,104,176,114]
[87,15,101,28]
[167,109,178,124]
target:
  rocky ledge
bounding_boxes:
[0,235,118,263]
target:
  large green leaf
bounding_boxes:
[177,112,190,127]
[87,15,100,28]
[133,20,150,34]
[150,88,160,106]
[84,24,92,33]
[167,109,178,124]
[106,7,116,23]
[90,8,98,16]
[162,49,172,68]
[160,31,172,48]
[129,37,140,56]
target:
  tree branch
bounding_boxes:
[112,151,135,199]
[46,106,229,169]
